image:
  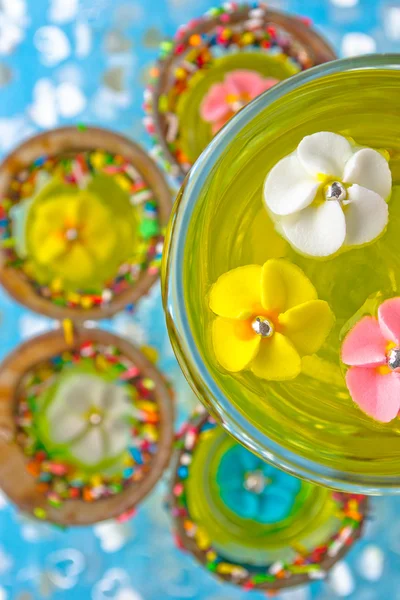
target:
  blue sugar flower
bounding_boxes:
[216,445,302,524]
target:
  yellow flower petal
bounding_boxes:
[33,234,66,265]
[80,194,110,234]
[261,259,317,313]
[57,244,95,283]
[83,200,118,262]
[251,332,301,381]
[30,199,67,229]
[25,178,138,291]
[63,195,82,224]
[279,300,334,356]
[212,317,260,372]
[209,265,262,319]
[87,228,118,262]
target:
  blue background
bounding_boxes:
[0,1,400,599]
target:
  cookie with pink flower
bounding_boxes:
[144,3,336,182]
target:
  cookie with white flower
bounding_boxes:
[0,328,174,525]
[263,131,392,258]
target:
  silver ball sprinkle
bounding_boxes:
[387,347,400,371]
[325,181,347,202]
[89,412,103,426]
[65,227,78,241]
[244,471,268,494]
[252,317,274,338]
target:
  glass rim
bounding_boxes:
[163,53,400,494]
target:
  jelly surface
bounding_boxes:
[183,68,400,478]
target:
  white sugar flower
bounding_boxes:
[43,374,134,468]
[263,132,392,257]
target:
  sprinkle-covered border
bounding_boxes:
[144,1,315,181]
[168,407,368,591]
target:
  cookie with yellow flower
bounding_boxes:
[25,175,136,292]
[0,127,171,320]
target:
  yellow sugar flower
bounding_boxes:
[26,177,136,290]
[209,259,334,381]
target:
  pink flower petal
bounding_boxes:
[200,82,230,122]
[346,367,400,423]
[253,77,279,97]
[211,116,229,135]
[224,70,271,98]
[378,297,400,344]
[341,316,387,367]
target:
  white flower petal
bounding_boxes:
[70,428,105,465]
[101,384,131,414]
[343,148,392,199]
[49,413,87,444]
[281,201,346,257]
[263,153,319,216]
[106,396,134,420]
[344,184,389,246]
[297,132,353,178]
[68,376,117,412]
[103,420,131,458]
[49,375,99,416]
[88,378,112,410]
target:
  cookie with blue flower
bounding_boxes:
[169,408,367,592]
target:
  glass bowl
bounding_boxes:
[163,54,400,494]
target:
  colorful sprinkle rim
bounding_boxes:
[168,408,368,591]
[0,328,175,526]
[17,343,161,507]
[144,2,336,181]
[0,127,172,321]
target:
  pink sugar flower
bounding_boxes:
[341,297,400,422]
[200,70,278,134]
